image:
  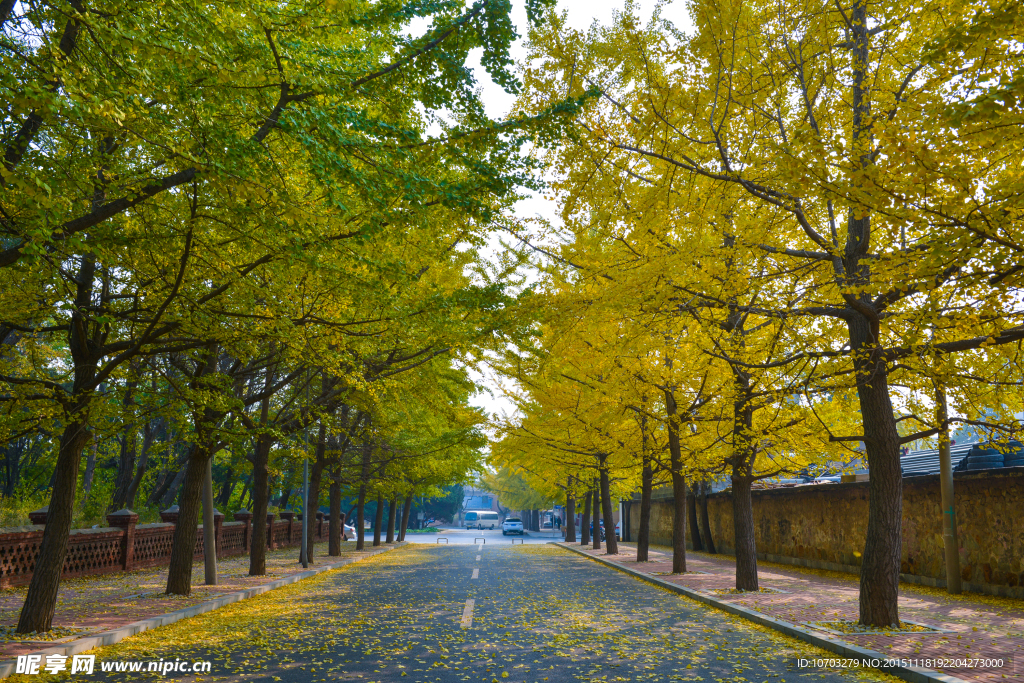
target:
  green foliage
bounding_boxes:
[0,0,575,539]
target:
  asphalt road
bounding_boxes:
[78,544,897,683]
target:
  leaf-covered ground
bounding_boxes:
[16,543,904,683]
[568,542,1022,682]
[0,544,387,656]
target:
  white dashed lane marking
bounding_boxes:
[475,555,481,561]
[460,599,475,629]
[471,568,479,579]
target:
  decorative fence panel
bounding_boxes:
[132,524,176,570]
[220,522,246,556]
[62,528,124,579]
[0,509,332,589]
[0,528,44,588]
[272,521,291,548]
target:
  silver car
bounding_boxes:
[502,517,525,535]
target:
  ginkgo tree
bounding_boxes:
[1,0,583,632]
[495,184,850,583]
[518,0,1024,625]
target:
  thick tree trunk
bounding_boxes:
[372,495,383,547]
[328,466,342,555]
[386,498,397,543]
[851,318,903,626]
[304,424,327,563]
[599,459,618,555]
[732,474,758,590]
[304,464,323,563]
[166,446,212,595]
[16,421,91,633]
[564,482,576,543]
[248,434,273,576]
[580,488,591,546]
[832,0,901,626]
[399,495,412,541]
[671,474,687,573]
[637,458,653,561]
[728,362,759,590]
[19,253,99,633]
[700,481,716,553]
[688,485,703,552]
[355,437,371,550]
[665,389,687,573]
[591,490,601,550]
[356,485,368,548]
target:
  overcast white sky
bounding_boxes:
[459,0,683,423]
[469,0,675,121]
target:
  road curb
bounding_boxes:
[554,543,970,683]
[0,543,406,678]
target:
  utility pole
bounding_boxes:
[300,371,310,568]
[935,383,961,594]
[300,457,309,568]
[203,456,217,585]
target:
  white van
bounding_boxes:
[464,510,499,529]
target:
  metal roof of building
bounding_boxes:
[901,444,974,476]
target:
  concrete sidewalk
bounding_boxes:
[560,542,1023,683]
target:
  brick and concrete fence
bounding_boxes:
[0,508,330,589]
[625,468,1024,598]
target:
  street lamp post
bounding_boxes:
[935,384,961,593]
[203,457,217,585]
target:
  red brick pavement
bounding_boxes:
[0,543,395,658]
[562,543,1024,683]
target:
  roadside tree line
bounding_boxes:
[0,0,578,632]
[490,0,1024,627]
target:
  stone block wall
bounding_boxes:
[634,468,1024,596]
